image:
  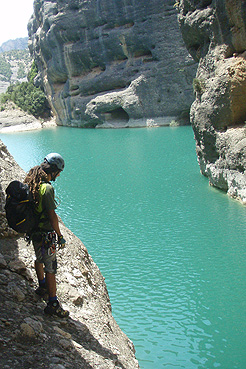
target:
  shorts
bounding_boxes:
[33,235,57,274]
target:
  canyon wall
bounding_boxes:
[28,0,196,128]
[27,0,246,200]
[177,0,246,203]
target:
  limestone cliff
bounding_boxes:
[28,0,196,128]
[177,0,246,203]
[0,140,139,368]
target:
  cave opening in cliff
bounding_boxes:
[103,107,129,122]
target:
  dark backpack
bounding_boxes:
[5,180,40,234]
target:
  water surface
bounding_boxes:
[1,126,245,369]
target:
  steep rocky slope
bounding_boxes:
[0,140,139,368]
[0,48,32,94]
[28,0,196,128]
[177,0,246,203]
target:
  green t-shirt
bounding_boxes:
[37,182,57,231]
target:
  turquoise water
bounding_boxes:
[1,126,246,369]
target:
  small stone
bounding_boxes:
[0,337,8,346]
[54,326,71,339]
[50,357,62,364]
[59,338,73,350]
[72,268,83,278]
[7,282,25,301]
[0,273,9,285]
[15,349,25,356]
[58,283,84,306]
[20,317,43,338]
[0,253,7,268]
[8,259,26,273]
[50,365,66,369]
[64,272,78,286]
[20,323,36,337]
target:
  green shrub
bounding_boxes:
[193,78,206,94]
[0,91,11,104]
[28,60,38,83]
[5,81,50,117]
[17,63,26,79]
[1,61,51,118]
[0,56,12,81]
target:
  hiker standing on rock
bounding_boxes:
[24,153,69,318]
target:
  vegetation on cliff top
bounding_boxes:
[0,49,31,83]
[0,61,51,119]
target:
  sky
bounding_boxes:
[0,0,34,46]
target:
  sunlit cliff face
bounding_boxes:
[28,0,196,128]
[177,0,246,202]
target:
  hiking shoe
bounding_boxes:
[44,301,69,318]
[35,286,48,297]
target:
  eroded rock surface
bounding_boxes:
[177,0,246,203]
[28,0,196,128]
[0,140,139,368]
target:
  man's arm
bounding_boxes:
[48,209,62,237]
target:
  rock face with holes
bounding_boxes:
[28,0,196,128]
[177,0,246,203]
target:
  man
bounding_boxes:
[25,153,69,318]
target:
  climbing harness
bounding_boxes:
[42,231,57,256]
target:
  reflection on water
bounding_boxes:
[1,126,246,369]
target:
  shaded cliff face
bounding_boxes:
[28,0,196,128]
[177,0,246,203]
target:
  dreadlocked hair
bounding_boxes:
[24,165,49,205]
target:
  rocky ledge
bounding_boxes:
[0,140,139,368]
[0,102,56,133]
[177,0,246,204]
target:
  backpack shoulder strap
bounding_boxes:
[36,183,47,213]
